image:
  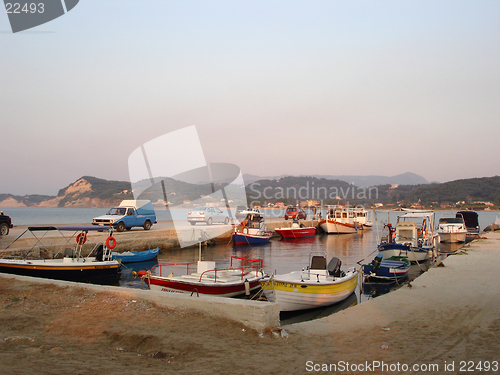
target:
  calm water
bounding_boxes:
[3,207,498,323]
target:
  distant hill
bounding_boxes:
[0,176,132,208]
[243,172,428,187]
[390,176,500,206]
[1,174,498,209]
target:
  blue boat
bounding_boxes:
[112,247,159,263]
[363,254,410,281]
[233,231,272,245]
[233,210,272,246]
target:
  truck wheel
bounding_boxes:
[116,222,126,232]
[143,220,152,230]
[0,222,9,236]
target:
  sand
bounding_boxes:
[1,233,500,374]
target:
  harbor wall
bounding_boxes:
[1,219,321,254]
[0,272,280,332]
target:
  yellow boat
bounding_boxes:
[260,252,358,311]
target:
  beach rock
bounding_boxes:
[483,223,500,232]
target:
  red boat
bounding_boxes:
[144,256,264,297]
[275,221,316,239]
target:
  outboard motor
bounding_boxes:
[371,254,383,274]
[327,257,344,277]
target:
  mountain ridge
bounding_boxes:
[243,172,428,187]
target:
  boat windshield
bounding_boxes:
[107,207,126,216]
[440,217,464,224]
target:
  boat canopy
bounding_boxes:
[456,211,479,228]
[398,212,434,218]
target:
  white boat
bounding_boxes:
[260,252,358,311]
[319,205,373,234]
[437,214,468,243]
[378,210,436,262]
[0,226,121,284]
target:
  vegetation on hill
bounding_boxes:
[1,175,499,209]
[392,176,500,207]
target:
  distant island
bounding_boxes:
[0,174,499,211]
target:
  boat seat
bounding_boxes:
[310,256,327,270]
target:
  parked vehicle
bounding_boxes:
[92,200,156,232]
[284,206,307,220]
[187,206,229,225]
[0,211,13,235]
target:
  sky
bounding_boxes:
[1,0,499,196]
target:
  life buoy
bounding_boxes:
[106,236,116,249]
[76,232,87,245]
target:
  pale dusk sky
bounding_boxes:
[1,1,499,195]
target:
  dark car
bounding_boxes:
[284,206,307,220]
[0,211,13,235]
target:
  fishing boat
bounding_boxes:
[378,210,436,262]
[233,210,272,245]
[275,219,316,239]
[319,205,373,234]
[112,247,159,263]
[260,252,358,311]
[144,256,265,297]
[362,254,410,281]
[456,210,480,236]
[0,226,121,284]
[436,214,468,243]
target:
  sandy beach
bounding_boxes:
[1,232,499,374]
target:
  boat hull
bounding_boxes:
[363,257,410,280]
[112,247,159,263]
[0,258,121,284]
[233,232,272,246]
[438,232,467,243]
[378,243,429,262]
[147,275,262,297]
[260,271,358,311]
[319,219,372,234]
[275,227,316,238]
